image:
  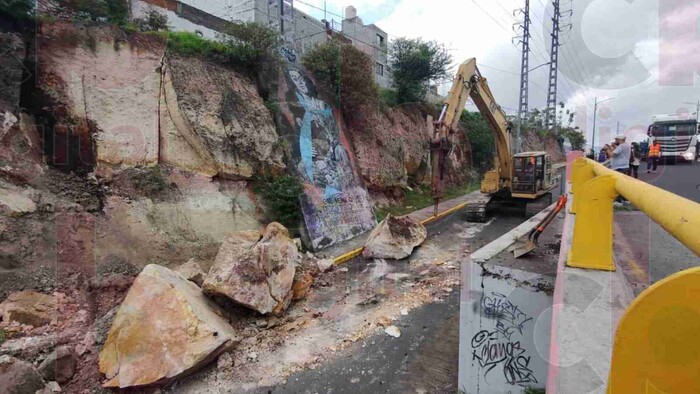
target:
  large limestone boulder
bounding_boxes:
[0,291,55,327]
[203,223,301,315]
[0,355,46,394]
[362,215,427,260]
[98,264,237,388]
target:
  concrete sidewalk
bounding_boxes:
[546,187,636,394]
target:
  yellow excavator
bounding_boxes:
[430,58,558,222]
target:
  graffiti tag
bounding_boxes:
[471,292,538,386]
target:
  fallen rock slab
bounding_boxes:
[362,214,427,260]
[0,291,55,327]
[0,355,46,394]
[98,264,237,388]
[202,223,301,315]
[38,346,76,383]
[175,259,206,287]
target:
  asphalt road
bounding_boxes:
[255,211,526,394]
[615,161,700,295]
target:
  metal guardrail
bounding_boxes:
[567,158,700,270]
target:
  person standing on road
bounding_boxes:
[647,139,662,173]
[630,142,641,179]
[611,135,631,176]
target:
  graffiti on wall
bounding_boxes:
[459,263,551,393]
[277,45,376,250]
[470,293,538,386]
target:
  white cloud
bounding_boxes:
[294,0,699,143]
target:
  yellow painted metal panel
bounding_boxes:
[607,268,700,393]
[567,175,617,271]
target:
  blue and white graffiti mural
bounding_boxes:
[276,45,376,250]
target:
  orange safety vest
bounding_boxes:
[649,144,661,158]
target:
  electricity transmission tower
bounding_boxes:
[514,0,531,153]
[545,0,573,130]
[544,0,561,129]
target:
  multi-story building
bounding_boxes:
[341,6,390,88]
[132,0,391,87]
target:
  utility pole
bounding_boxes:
[544,0,561,129]
[616,121,620,135]
[514,0,531,154]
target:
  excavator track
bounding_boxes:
[465,194,495,223]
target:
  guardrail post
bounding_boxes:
[607,267,700,393]
[569,159,595,214]
[567,175,617,271]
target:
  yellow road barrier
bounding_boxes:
[607,267,700,393]
[568,158,700,270]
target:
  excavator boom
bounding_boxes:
[430,58,514,214]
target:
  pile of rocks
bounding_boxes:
[97,222,321,389]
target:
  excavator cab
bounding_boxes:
[511,152,553,199]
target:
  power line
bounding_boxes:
[469,0,514,35]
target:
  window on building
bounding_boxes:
[376,34,385,47]
[375,62,384,76]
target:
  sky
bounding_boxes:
[294,0,700,148]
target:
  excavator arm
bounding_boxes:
[431,58,513,213]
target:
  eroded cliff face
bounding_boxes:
[347,105,473,202]
[0,22,286,303]
[522,130,566,162]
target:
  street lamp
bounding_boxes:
[591,97,615,152]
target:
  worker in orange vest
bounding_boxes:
[646,139,662,173]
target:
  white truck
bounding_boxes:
[647,114,700,163]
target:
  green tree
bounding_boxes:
[133,5,169,31]
[389,37,452,104]
[303,38,379,126]
[219,21,280,67]
[559,127,586,151]
[0,0,35,19]
[254,175,304,231]
[460,110,495,174]
[69,0,130,25]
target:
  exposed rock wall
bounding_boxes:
[347,105,473,197]
[0,22,283,298]
[522,129,566,162]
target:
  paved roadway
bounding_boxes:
[615,161,700,295]
[255,211,527,394]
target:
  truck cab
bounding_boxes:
[647,115,699,163]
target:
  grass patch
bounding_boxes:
[0,328,5,345]
[374,182,479,222]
